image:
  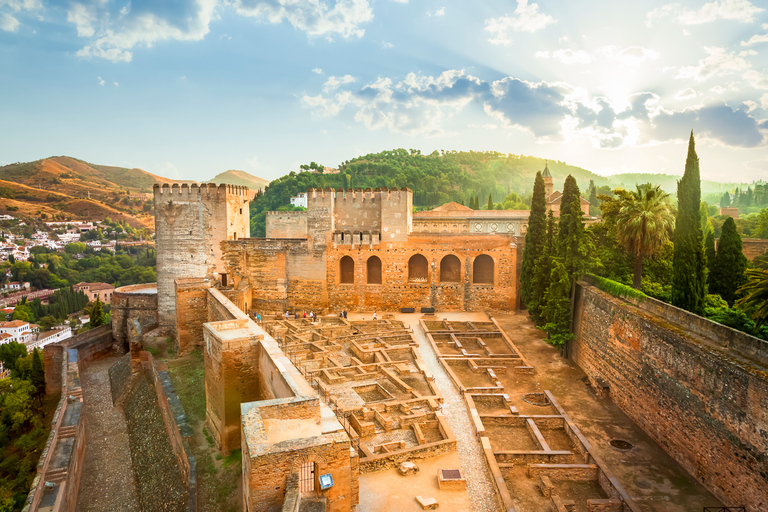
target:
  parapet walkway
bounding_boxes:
[411,317,501,512]
[76,356,140,512]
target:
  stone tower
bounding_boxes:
[153,183,250,330]
[542,162,553,197]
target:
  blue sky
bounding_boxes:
[1,0,767,183]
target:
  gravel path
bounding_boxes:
[77,357,141,512]
[411,322,501,512]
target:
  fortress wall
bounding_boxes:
[333,188,382,234]
[266,211,307,238]
[175,278,211,355]
[571,282,768,511]
[325,234,518,312]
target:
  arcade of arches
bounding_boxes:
[337,253,496,286]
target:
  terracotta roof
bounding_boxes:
[429,201,473,212]
[0,333,11,340]
[0,320,28,328]
[76,282,115,291]
[414,209,530,219]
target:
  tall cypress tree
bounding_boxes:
[529,210,557,326]
[671,131,706,315]
[487,193,493,210]
[720,192,730,208]
[710,217,748,306]
[705,231,716,286]
[520,172,548,307]
[557,175,590,279]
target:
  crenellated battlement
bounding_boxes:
[153,182,250,200]
[266,211,307,216]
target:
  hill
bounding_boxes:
[208,170,269,192]
[0,156,175,228]
[609,172,749,197]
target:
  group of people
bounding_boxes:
[284,310,318,322]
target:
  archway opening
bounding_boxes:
[340,256,354,284]
[408,254,429,283]
[440,255,461,283]
[367,256,382,284]
[473,254,494,284]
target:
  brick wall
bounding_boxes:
[111,284,158,348]
[67,325,115,370]
[266,212,308,238]
[108,352,132,405]
[742,238,768,261]
[43,344,63,394]
[571,282,768,511]
[223,233,520,313]
[175,278,211,355]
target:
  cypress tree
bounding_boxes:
[520,172,548,308]
[557,175,590,279]
[91,298,104,327]
[671,131,706,315]
[539,259,574,347]
[528,210,557,325]
[720,192,730,208]
[487,193,493,210]
[710,217,748,305]
[705,231,716,286]
[31,348,45,398]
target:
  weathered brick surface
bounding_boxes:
[111,284,159,348]
[108,352,132,405]
[154,183,249,328]
[572,283,768,512]
[68,325,115,369]
[43,344,63,394]
[741,238,768,261]
[174,278,210,355]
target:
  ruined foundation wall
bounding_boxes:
[571,282,768,512]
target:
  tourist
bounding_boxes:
[285,311,289,320]
[373,311,377,320]
[256,313,261,323]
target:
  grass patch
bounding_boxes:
[586,274,648,302]
[166,352,240,512]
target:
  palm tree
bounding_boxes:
[735,268,768,328]
[601,184,676,289]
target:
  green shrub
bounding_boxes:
[587,274,648,302]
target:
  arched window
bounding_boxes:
[473,254,494,284]
[340,256,354,284]
[367,256,382,284]
[440,255,461,283]
[408,254,429,283]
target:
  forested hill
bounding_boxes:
[249,149,611,236]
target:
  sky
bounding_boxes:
[1,0,767,184]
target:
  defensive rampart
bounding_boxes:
[571,280,768,511]
[111,283,159,348]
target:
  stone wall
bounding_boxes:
[223,233,519,314]
[742,238,768,260]
[266,211,308,238]
[571,282,768,511]
[108,352,132,405]
[111,283,158,348]
[153,183,250,329]
[175,278,211,355]
[43,344,63,394]
[67,325,115,369]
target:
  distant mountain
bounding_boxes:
[208,170,269,192]
[609,172,751,197]
[0,156,179,228]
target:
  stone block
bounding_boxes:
[398,461,419,476]
[415,496,439,510]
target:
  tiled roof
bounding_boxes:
[0,320,28,328]
[414,209,530,218]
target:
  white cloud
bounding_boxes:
[674,88,697,100]
[67,3,97,38]
[647,0,764,26]
[323,74,355,92]
[390,0,408,3]
[744,70,768,89]
[113,81,118,86]
[676,47,750,82]
[248,155,262,169]
[232,0,373,40]
[741,32,768,46]
[427,7,445,17]
[535,49,591,65]
[484,0,556,45]
[312,68,324,74]
[382,40,393,48]
[97,76,105,86]
[300,68,765,148]
[0,0,42,12]
[596,45,660,66]
[0,12,18,31]
[72,0,218,63]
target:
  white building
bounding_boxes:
[25,326,72,350]
[0,320,32,344]
[290,192,308,208]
